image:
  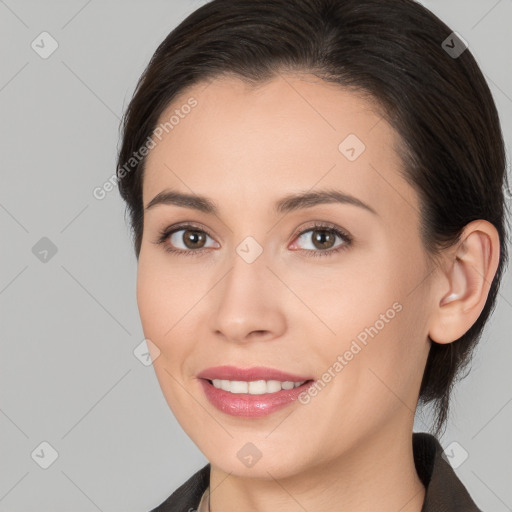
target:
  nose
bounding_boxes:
[208,245,287,344]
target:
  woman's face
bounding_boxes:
[137,73,434,478]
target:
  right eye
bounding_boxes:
[153,223,220,256]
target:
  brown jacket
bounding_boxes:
[149,432,482,511]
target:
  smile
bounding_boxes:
[199,377,314,417]
[210,379,306,394]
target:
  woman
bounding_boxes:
[116,0,509,510]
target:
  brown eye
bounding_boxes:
[294,226,349,252]
[181,229,207,249]
[310,229,337,250]
[290,223,353,258]
[157,224,220,255]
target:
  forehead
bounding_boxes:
[142,73,418,220]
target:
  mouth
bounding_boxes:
[196,365,314,384]
[197,370,316,417]
[204,378,314,395]
[196,366,316,417]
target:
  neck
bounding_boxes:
[208,420,426,512]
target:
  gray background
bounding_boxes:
[0,1,511,511]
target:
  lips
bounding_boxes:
[196,365,316,417]
[197,365,313,382]
[198,378,314,417]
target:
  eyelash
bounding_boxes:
[152,221,353,258]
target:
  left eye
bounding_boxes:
[291,225,352,254]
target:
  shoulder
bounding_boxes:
[413,432,484,512]
[148,463,210,512]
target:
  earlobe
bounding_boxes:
[428,220,500,344]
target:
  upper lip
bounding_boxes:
[197,365,313,382]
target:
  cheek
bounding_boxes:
[136,261,197,417]
[136,257,181,351]
[136,265,161,340]
[306,257,400,341]
[314,252,422,378]
[136,256,206,372]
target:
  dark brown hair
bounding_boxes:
[116,0,510,437]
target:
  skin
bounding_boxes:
[136,73,500,512]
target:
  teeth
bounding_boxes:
[211,379,306,394]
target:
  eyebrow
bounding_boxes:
[145,188,378,216]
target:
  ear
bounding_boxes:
[428,220,501,344]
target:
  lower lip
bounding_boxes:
[199,379,315,417]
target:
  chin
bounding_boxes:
[196,434,313,480]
